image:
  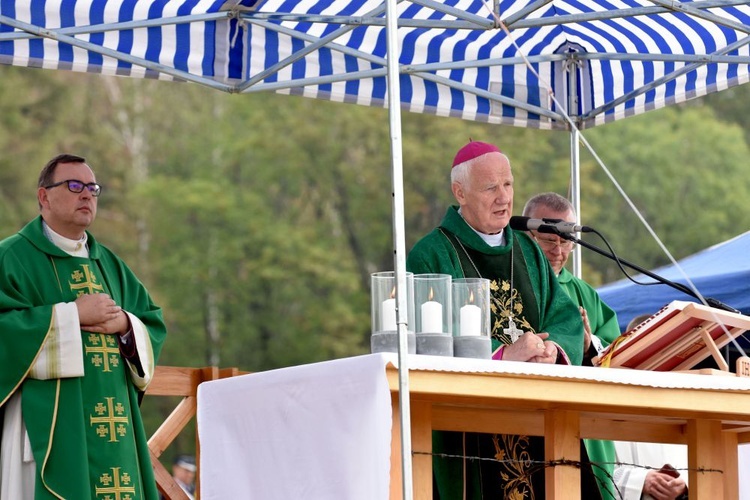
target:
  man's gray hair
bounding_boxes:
[522,192,576,218]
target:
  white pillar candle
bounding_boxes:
[420,301,443,333]
[381,298,397,331]
[460,304,481,336]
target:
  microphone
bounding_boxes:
[509,215,593,234]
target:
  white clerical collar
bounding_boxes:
[458,208,506,247]
[42,221,89,257]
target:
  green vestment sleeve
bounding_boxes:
[558,267,621,346]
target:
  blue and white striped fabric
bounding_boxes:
[2,0,750,128]
[0,0,258,81]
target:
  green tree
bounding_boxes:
[579,104,750,285]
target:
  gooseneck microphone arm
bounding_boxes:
[535,224,740,315]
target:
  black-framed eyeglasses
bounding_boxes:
[534,235,575,251]
[43,179,102,197]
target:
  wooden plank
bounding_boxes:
[432,406,544,435]
[687,419,724,500]
[390,393,403,500]
[146,366,202,396]
[151,448,190,500]
[146,365,243,500]
[148,396,197,456]
[544,410,580,500]
[724,432,740,500]
[411,401,432,500]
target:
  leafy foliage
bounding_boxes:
[2,64,750,457]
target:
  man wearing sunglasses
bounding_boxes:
[523,191,621,499]
[0,154,166,499]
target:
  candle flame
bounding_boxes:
[468,290,475,304]
[428,287,434,301]
[390,286,396,299]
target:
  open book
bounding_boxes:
[596,300,750,371]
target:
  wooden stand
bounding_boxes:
[145,365,247,500]
[385,361,750,500]
[597,301,750,373]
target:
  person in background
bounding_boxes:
[612,314,689,500]
[170,455,196,499]
[522,192,621,363]
[407,141,601,499]
[0,153,167,499]
[522,192,622,498]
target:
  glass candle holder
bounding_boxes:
[370,271,415,354]
[370,271,414,333]
[414,273,453,356]
[414,274,451,335]
[451,277,491,359]
[452,278,490,337]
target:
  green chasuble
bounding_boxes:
[407,206,601,500]
[0,216,166,499]
[557,267,620,499]
[406,206,584,361]
[557,268,620,347]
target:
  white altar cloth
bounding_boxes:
[197,354,393,500]
[197,353,750,499]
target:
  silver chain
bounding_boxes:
[453,234,522,342]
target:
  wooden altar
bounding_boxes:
[194,354,750,500]
[387,359,750,499]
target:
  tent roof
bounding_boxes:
[597,231,750,331]
[2,0,750,129]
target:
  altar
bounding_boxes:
[197,354,750,499]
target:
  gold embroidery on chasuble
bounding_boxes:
[56,261,143,498]
[90,397,130,443]
[489,280,537,499]
[493,434,535,500]
[86,333,121,372]
[69,263,105,296]
[489,279,535,345]
[96,467,137,500]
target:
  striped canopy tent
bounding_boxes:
[2,0,750,130]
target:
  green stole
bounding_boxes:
[24,257,147,499]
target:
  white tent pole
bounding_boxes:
[384,0,414,497]
[568,60,582,278]
[570,127,582,278]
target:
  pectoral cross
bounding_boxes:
[504,316,523,343]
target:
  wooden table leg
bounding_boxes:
[545,410,581,500]
[411,401,433,500]
[687,419,724,500]
[723,431,739,500]
[389,395,433,500]
[390,393,404,500]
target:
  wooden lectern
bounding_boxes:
[596,301,750,373]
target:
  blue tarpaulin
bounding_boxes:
[598,231,750,332]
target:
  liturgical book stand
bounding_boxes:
[597,300,750,372]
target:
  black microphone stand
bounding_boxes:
[542,227,741,314]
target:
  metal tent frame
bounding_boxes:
[4,1,750,496]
